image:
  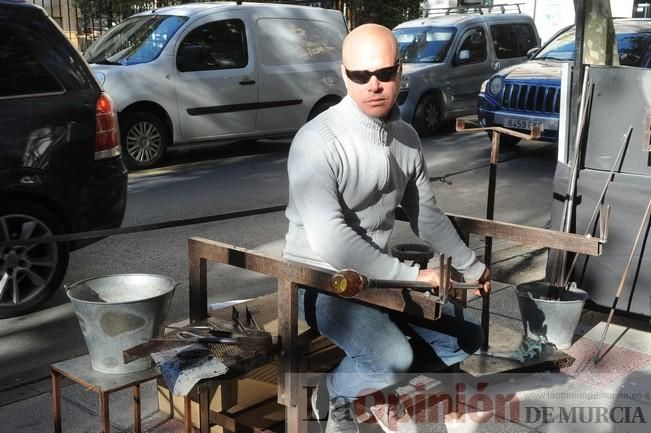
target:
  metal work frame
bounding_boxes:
[187,214,601,433]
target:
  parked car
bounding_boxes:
[0,0,127,318]
[393,10,539,136]
[84,2,348,170]
[477,19,651,145]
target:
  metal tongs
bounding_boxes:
[150,307,272,350]
[329,254,482,303]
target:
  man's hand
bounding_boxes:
[473,267,491,297]
[416,267,491,297]
[416,268,440,288]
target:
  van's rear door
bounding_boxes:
[174,12,258,139]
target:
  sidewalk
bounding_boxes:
[1,244,650,433]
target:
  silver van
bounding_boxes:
[394,11,539,136]
[84,2,347,169]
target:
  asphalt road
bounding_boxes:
[0,129,557,390]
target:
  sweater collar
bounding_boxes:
[341,95,401,133]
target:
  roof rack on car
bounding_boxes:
[423,2,524,17]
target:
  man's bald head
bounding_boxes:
[342,24,399,71]
[341,24,401,118]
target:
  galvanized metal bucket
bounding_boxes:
[66,274,178,374]
[516,281,588,350]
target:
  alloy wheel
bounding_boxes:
[0,213,59,307]
[125,120,163,164]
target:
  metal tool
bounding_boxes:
[329,255,483,301]
[245,306,262,330]
[150,330,240,345]
[232,306,247,332]
[593,197,651,364]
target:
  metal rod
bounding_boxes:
[561,126,633,288]
[593,198,651,364]
[366,277,481,291]
[480,128,501,351]
[550,70,593,297]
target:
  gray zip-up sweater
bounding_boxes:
[283,96,485,282]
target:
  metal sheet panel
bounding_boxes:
[584,65,651,173]
[553,65,651,317]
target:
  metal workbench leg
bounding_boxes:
[99,391,110,433]
[51,369,62,433]
[184,395,193,433]
[277,279,300,432]
[199,385,210,433]
[132,385,141,433]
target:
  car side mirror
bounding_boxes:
[177,44,204,72]
[456,49,470,65]
[526,47,540,59]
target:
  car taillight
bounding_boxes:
[95,92,121,160]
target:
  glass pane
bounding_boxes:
[491,24,520,59]
[617,31,651,66]
[178,19,247,71]
[0,27,63,97]
[394,26,457,63]
[459,28,486,63]
[535,28,576,61]
[84,15,187,65]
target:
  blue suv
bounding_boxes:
[477,19,651,145]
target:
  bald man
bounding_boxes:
[283,24,490,433]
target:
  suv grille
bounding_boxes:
[501,84,560,114]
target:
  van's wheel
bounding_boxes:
[121,112,170,170]
[0,201,69,318]
[413,94,442,137]
[487,131,521,147]
[307,98,340,121]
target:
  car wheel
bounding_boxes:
[413,94,442,137]
[487,131,521,147]
[307,97,340,121]
[121,112,170,170]
[0,201,69,318]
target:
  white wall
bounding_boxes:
[523,0,635,44]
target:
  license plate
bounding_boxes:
[503,118,543,130]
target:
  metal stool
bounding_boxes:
[51,354,162,433]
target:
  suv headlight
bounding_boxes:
[480,79,488,93]
[400,74,411,91]
[488,76,504,97]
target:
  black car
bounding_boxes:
[0,0,128,318]
[477,19,651,145]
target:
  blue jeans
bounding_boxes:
[298,288,483,399]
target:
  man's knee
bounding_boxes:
[369,338,414,373]
[458,321,483,354]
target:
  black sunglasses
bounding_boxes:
[344,61,401,84]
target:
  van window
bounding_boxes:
[177,19,247,72]
[394,26,457,63]
[0,27,63,98]
[257,18,344,65]
[456,27,487,65]
[84,15,187,65]
[490,23,537,59]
